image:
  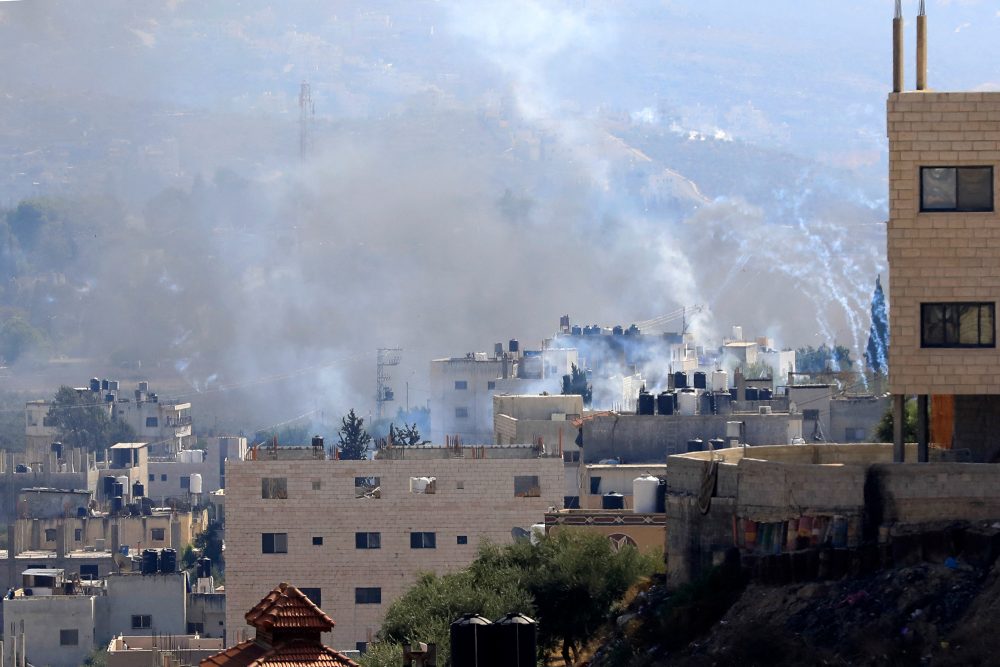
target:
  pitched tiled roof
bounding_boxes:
[200,639,359,667]
[245,582,337,632]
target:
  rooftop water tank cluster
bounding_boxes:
[451,613,536,667]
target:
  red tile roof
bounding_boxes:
[245,582,336,632]
[200,639,359,667]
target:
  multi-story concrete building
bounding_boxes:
[146,435,247,502]
[886,3,1000,461]
[224,446,563,651]
[429,352,514,444]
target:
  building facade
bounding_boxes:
[224,451,563,651]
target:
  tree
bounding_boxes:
[337,409,372,460]
[795,344,854,373]
[865,274,889,376]
[389,422,422,446]
[874,398,917,443]
[367,530,660,666]
[561,363,593,406]
[45,386,136,453]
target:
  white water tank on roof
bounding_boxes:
[410,477,428,494]
[633,475,660,514]
[712,370,729,392]
[677,390,698,416]
[190,473,203,494]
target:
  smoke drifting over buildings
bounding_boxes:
[5,1,996,426]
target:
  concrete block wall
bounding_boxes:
[887,91,1000,395]
[224,456,564,651]
[874,462,1000,523]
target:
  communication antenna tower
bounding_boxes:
[299,81,315,159]
[376,348,402,421]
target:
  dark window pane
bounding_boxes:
[923,304,944,345]
[982,305,996,345]
[958,167,993,210]
[922,168,957,210]
[959,305,981,345]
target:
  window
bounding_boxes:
[80,564,98,580]
[148,474,155,482]
[146,416,159,428]
[456,480,464,490]
[355,587,382,604]
[921,166,993,212]
[132,615,152,629]
[262,533,288,554]
[514,475,541,497]
[311,480,321,491]
[187,622,205,634]
[589,476,602,495]
[457,535,468,545]
[59,629,78,646]
[355,476,381,499]
[487,381,496,390]
[355,532,381,549]
[299,587,321,608]
[44,529,57,542]
[180,475,190,490]
[262,477,288,499]
[160,474,167,482]
[455,407,469,419]
[312,536,323,546]
[454,380,468,390]
[563,451,580,463]
[803,409,820,422]
[74,529,82,541]
[922,302,996,348]
[410,532,436,549]
[151,528,165,541]
[564,496,581,509]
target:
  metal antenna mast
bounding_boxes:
[376,348,402,421]
[299,81,314,159]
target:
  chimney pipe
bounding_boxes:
[916,0,927,91]
[893,0,904,93]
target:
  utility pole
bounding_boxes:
[376,349,402,422]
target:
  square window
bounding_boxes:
[160,474,167,482]
[355,532,381,549]
[149,474,155,482]
[312,536,323,546]
[454,380,468,390]
[355,476,381,499]
[590,476,602,495]
[299,587,321,608]
[355,587,381,604]
[151,528,165,541]
[410,532,436,549]
[59,629,78,646]
[80,564,99,580]
[311,480,321,491]
[180,476,190,489]
[456,480,464,490]
[514,475,541,497]
[564,496,580,509]
[262,532,288,554]
[187,622,205,634]
[457,535,468,545]
[74,529,82,541]
[455,407,469,419]
[487,381,496,390]
[146,416,158,428]
[262,477,288,499]
[131,615,152,629]
[44,529,57,542]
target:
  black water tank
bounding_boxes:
[508,339,519,353]
[612,325,624,336]
[686,438,704,453]
[101,379,109,391]
[729,387,738,400]
[603,492,625,510]
[693,372,707,389]
[132,482,144,498]
[700,393,715,415]
[637,392,655,415]
[746,387,759,401]
[674,371,687,389]
[571,325,582,335]
[103,476,117,496]
[113,482,124,498]
[90,378,101,392]
[759,387,773,400]
[710,438,727,450]
[50,442,63,458]
[716,393,733,415]
[311,435,324,449]
[198,557,212,579]
[655,479,667,513]
[657,392,674,415]
[451,614,492,667]
[111,496,123,514]
[142,549,159,575]
[493,613,537,667]
[76,506,87,518]
[160,548,177,573]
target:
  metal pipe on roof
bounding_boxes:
[893,0,904,93]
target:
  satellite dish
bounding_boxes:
[510,527,531,543]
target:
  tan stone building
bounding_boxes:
[887,2,1000,461]
[224,447,563,652]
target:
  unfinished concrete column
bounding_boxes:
[110,522,120,555]
[55,522,65,559]
[893,394,906,462]
[917,394,929,463]
[29,521,39,551]
[916,0,927,91]
[893,0,904,93]
[7,522,16,557]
